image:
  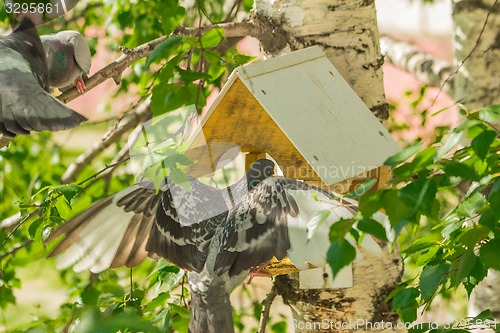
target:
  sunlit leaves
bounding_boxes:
[73,307,162,333]
[145,36,184,68]
[384,141,423,167]
[198,28,225,48]
[342,104,499,329]
[151,83,201,116]
[477,104,500,124]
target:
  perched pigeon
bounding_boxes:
[41,30,91,94]
[0,17,86,139]
[46,159,378,333]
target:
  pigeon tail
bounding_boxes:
[188,273,235,333]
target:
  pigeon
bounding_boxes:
[46,158,380,333]
[41,30,91,94]
[0,17,87,139]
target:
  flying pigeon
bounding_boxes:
[41,30,91,94]
[46,159,374,333]
[0,17,87,139]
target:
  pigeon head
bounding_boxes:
[246,158,275,190]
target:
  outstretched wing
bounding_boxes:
[47,178,228,273]
[213,178,358,277]
[0,18,86,137]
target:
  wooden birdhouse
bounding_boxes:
[181,46,401,289]
[185,46,400,192]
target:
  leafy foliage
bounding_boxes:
[327,104,499,331]
[1,1,499,332]
[0,0,261,331]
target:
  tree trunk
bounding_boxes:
[253,1,403,331]
[452,0,500,320]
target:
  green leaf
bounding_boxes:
[144,292,169,312]
[462,258,487,297]
[49,184,83,203]
[479,238,500,270]
[177,68,212,83]
[28,217,44,240]
[381,190,413,233]
[146,36,184,68]
[233,54,257,66]
[392,287,419,322]
[479,104,500,123]
[472,309,494,321]
[459,226,489,249]
[456,192,487,218]
[471,130,497,160]
[399,178,437,216]
[347,178,377,198]
[487,177,500,208]
[393,147,436,179]
[328,219,355,241]
[359,191,383,217]
[357,219,388,242]
[479,210,498,230]
[81,287,100,306]
[384,141,423,167]
[443,162,479,180]
[450,249,477,288]
[416,246,441,266]
[420,263,450,300]
[327,239,356,277]
[161,5,185,35]
[151,83,200,117]
[271,321,288,333]
[199,28,224,48]
[435,131,462,160]
[403,238,440,255]
[168,303,191,332]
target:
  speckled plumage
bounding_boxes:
[46,159,360,333]
[0,18,86,138]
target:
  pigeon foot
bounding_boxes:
[75,77,86,94]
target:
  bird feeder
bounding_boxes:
[184,46,401,288]
[186,46,400,190]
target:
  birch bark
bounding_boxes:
[253,1,403,331]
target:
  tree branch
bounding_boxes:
[380,35,455,94]
[0,19,273,148]
[58,21,262,102]
[258,283,279,333]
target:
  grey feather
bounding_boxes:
[0,18,86,138]
[46,158,354,332]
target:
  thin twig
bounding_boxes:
[0,240,32,260]
[428,0,498,109]
[60,98,151,184]
[258,283,279,333]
